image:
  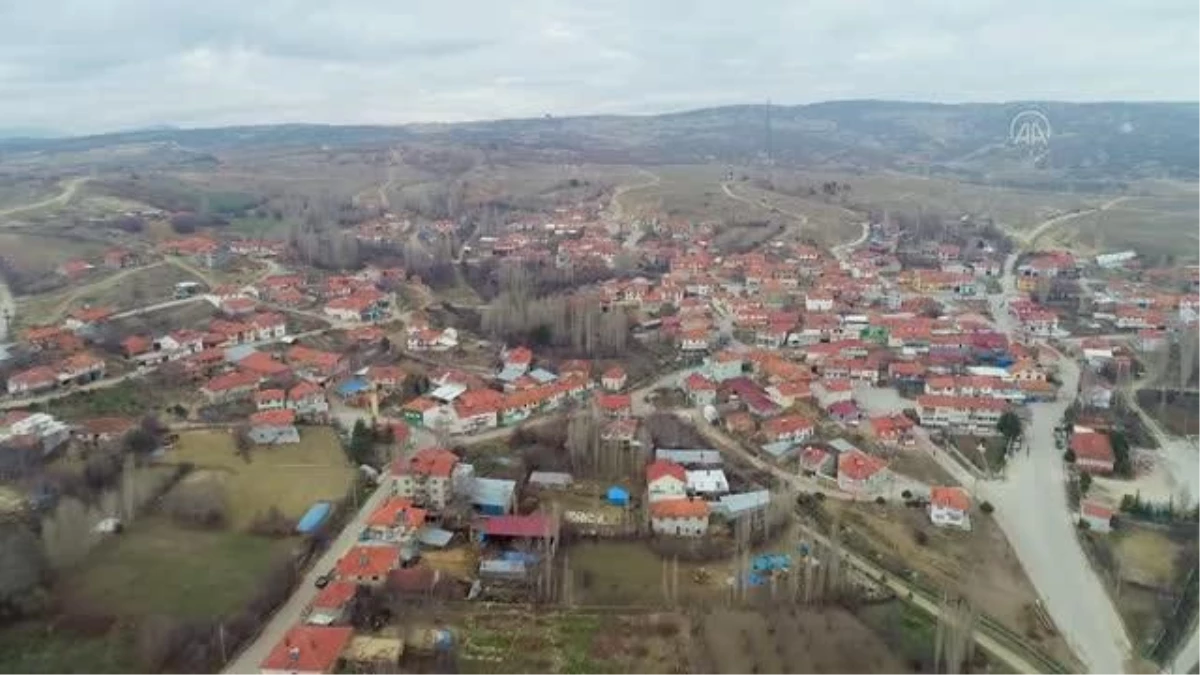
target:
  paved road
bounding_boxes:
[1170,627,1200,675]
[978,352,1130,672]
[223,475,395,674]
[975,246,1132,671]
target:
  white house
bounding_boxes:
[650,498,710,537]
[928,487,971,530]
[836,449,887,495]
[685,469,730,497]
[804,293,835,312]
[646,460,687,503]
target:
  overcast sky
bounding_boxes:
[1,0,1197,135]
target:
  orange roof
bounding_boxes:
[454,388,506,418]
[763,414,814,436]
[260,625,353,673]
[255,388,286,402]
[250,408,295,426]
[838,449,887,481]
[1070,432,1114,463]
[335,546,399,579]
[311,580,358,610]
[366,497,427,529]
[646,460,686,483]
[596,393,632,411]
[650,499,710,518]
[685,372,716,390]
[930,486,970,512]
[401,396,437,413]
[286,345,342,371]
[289,380,323,400]
[395,447,458,478]
[1081,501,1115,520]
[238,351,290,376]
[202,370,259,393]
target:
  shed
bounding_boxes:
[479,558,527,580]
[712,490,771,519]
[760,441,797,460]
[529,471,574,489]
[471,478,517,516]
[417,526,455,548]
[605,486,630,506]
[654,448,723,467]
[297,501,333,534]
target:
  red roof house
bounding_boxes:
[260,625,353,674]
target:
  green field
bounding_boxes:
[0,623,135,674]
[59,517,293,618]
[166,427,356,530]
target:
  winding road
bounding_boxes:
[0,176,89,220]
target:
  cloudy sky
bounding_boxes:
[1,0,1196,135]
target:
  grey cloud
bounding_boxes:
[0,0,1195,133]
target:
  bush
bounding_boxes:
[901,489,912,500]
[874,496,886,505]
[1063,449,1076,463]
[913,530,930,546]
[163,479,229,529]
[249,507,294,538]
[980,501,995,514]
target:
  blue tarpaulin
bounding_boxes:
[752,554,792,572]
[296,501,332,534]
[337,378,370,397]
[606,486,630,506]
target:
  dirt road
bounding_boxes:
[0,176,89,220]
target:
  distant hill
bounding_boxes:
[1,101,1196,184]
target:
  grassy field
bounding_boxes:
[32,380,166,420]
[165,427,355,530]
[696,606,912,674]
[568,540,730,606]
[59,517,294,618]
[0,623,135,674]
[0,232,107,277]
[818,500,1078,667]
[760,168,1106,229]
[457,609,688,674]
[1111,528,1182,589]
[19,262,203,322]
[1040,204,1200,262]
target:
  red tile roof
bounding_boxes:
[250,408,296,426]
[838,449,887,481]
[650,499,710,518]
[311,580,357,610]
[646,460,686,483]
[202,370,259,393]
[238,351,290,376]
[394,447,458,478]
[366,497,427,529]
[261,625,352,673]
[477,513,555,538]
[335,546,399,580]
[1070,432,1115,464]
[596,393,632,411]
[930,486,970,512]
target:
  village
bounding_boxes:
[0,175,1198,675]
